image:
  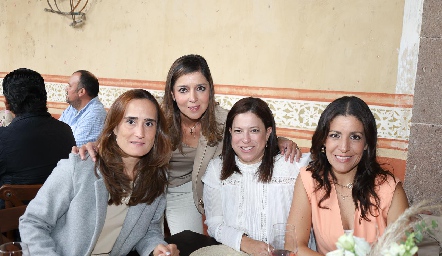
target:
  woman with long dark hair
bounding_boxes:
[287,96,409,255]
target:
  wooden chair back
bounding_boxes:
[0,184,42,242]
[0,184,42,208]
[0,205,27,244]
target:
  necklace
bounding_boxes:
[336,190,352,200]
[335,182,353,189]
[184,122,199,138]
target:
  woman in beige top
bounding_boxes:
[162,54,300,235]
[77,54,301,236]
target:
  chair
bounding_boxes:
[0,205,27,244]
[0,184,42,208]
[0,184,42,242]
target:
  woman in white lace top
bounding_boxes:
[202,97,312,255]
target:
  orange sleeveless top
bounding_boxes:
[300,167,399,254]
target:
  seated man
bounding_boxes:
[0,68,76,209]
[59,70,107,146]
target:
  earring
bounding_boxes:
[321,146,325,153]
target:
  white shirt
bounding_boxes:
[202,153,311,251]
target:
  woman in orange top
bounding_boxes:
[287,96,409,255]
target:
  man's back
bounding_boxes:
[0,67,77,209]
[0,112,75,187]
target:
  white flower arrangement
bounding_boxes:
[326,232,371,256]
[326,201,441,256]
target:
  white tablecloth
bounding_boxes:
[190,245,249,256]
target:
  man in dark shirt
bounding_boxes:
[0,68,76,208]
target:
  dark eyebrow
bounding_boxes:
[329,130,364,135]
[177,83,208,87]
[124,117,157,122]
[144,118,157,123]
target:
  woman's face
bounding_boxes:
[171,72,210,121]
[114,99,158,163]
[324,115,367,175]
[230,112,272,165]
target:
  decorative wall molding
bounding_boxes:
[0,74,413,150]
[39,80,412,151]
[0,74,411,180]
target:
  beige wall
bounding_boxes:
[1,1,413,180]
[0,1,403,92]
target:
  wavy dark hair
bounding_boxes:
[162,54,223,151]
[74,70,99,98]
[220,97,279,182]
[2,68,48,115]
[309,96,395,221]
[96,89,172,206]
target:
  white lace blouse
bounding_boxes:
[202,153,311,251]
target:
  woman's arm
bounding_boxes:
[202,159,269,254]
[203,182,268,254]
[240,235,269,255]
[19,157,76,256]
[202,161,241,250]
[287,177,322,256]
[387,182,409,225]
[135,194,179,256]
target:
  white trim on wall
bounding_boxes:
[396,0,424,95]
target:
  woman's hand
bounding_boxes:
[71,141,98,161]
[240,236,269,255]
[153,243,179,256]
[277,137,302,163]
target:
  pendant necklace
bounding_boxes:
[336,190,352,200]
[185,122,199,138]
[334,181,353,200]
[335,182,353,189]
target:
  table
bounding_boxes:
[126,230,220,256]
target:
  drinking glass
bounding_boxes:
[0,242,30,256]
[268,223,297,256]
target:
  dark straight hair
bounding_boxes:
[220,97,280,183]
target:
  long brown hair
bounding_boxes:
[96,89,172,206]
[162,54,223,151]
